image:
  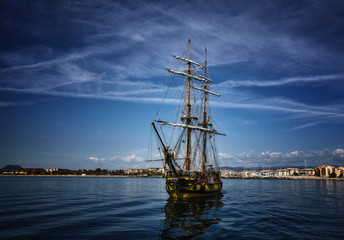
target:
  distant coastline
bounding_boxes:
[0,174,162,178]
[0,175,144,178]
[1,175,343,180]
[1,165,343,180]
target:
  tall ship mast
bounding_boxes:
[150,32,226,198]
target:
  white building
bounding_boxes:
[123,168,146,174]
[276,169,288,177]
[260,170,276,177]
[220,169,236,178]
[286,168,300,176]
[239,170,259,178]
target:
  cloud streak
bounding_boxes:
[220,73,344,88]
[1,77,343,129]
[0,101,35,107]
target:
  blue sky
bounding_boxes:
[1,0,344,170]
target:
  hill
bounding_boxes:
[0,165,22,172]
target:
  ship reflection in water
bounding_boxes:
[160,194,224,239]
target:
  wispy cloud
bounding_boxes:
[214,97,344,123]
[0,101,35,107]
[2,0,343,85]
[220,73,344,88]
[0,48,101,73]
[2,77,343,130]
[286,121,324,132]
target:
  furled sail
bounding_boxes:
[192,85,220,96]
[166,69,215,84]
[156,120,226,136]
[173,55,204,69]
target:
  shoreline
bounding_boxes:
[1,175,343,180]
[0,175,162,178]
[223,176,344,180]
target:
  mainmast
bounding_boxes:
[185,30,192,171]
[201,48,208,172]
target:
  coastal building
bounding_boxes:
[220,169,236,178]
[46,168,60,172]
[334,167,344,177]
[239,170,259,178]
[286,168,300,176]
[259,170,276,178]
[148,167,164,174]
[315,165,335,177]
[16,168,45,175]
[300,168,315,176]
[276,169,288,177]
[123,168,146,174]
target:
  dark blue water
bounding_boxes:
[1,177,343,239]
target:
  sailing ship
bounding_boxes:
[150,32,226,198]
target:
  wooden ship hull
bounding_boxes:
[166,177,222,199]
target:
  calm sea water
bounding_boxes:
[1,177,343,240]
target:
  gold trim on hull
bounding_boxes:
[166,178,222,199]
